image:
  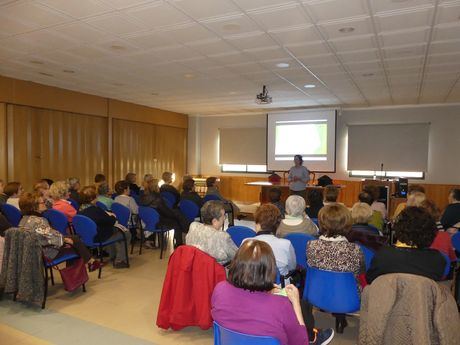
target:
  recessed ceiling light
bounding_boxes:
[151,92,159,96]
[30,60,44,65]
[229,91,238,95]
[276,62,290,68]
[184,73,195,79]
[304,84,316,88]
[63,69,75,74]
[38,72,53,77]
[338,27,355,33]
[113,82,123,86]
[362,73,374,77]
[110,45,126,50]
[222,23,241,32]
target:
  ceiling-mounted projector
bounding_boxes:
[255,85,272,104]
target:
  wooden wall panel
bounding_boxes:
[0,103,7,180]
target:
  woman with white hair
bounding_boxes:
[276,195,318,238]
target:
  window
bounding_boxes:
[349,170,424,179]
[221,164,267,173]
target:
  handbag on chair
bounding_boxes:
[56,258,88,292]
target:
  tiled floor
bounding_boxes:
[0,221,359,345]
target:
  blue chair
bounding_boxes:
[439,252,451,278]
[138,206,170,258]
[367,224,380,235]
[67,198,79,211]
[285,233,316,269]
[43,209,70,235]
[203,194,220,203]
[179,199,199,222]
[111,202,130,228]
[357,243,375,271]
[452,232,460,257]
[162,197,173,209]
[311,218,319,226]
[96,201,108,211]
[227,226,256,247]
[303,267,360,314]
[73,215,130,278]
[0,204,22,227]
[213,322,281,345]
[161,191,176,207]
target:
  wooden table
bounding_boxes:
[245,181,327,204]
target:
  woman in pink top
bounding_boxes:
[49,181,76,222]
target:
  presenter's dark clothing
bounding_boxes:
[305,203,323,219]
[366,246,446,284]
[440,203,460,229]
[160,184,180,206]
[180,191,203,209]
[78,206,117,242]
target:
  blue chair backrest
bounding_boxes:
[357,243,375,271]
[43,209,69,235]
[162,197,173,209]
[0,204,22,227]
[138,206,160,231]
[227,226,256,247]
[111,202,130,227]
[67,198,79,211]
[96,201,108,211]
[303,267,360,313]
[311,218,319,226]
[72,215,98,246]
[179,199,199,222]
[367,224,380,235]
[452,232,460,253]
[130,192,140,205]
[203,194,220,203]
[439,252,451,277]
[161,191,176,206]
[285,233,316,269]
[213,322,281,345]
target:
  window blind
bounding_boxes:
[219,127,266,165]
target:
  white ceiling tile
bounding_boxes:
[14,29,77,54]
[304,0,367,22]
[250,4,309,31]
[53,22,111,43]
[385,56,424,68]
[318,17,373,40]
[227,32,276,50]
[428,52,460,64]
[123,31,176,49]
[285,42,330,56]
[161,23,217,44]
[232,0,296,12]
[338,49,379,62]
[173,0,240,20]
[211,52,251,65]
[329,35,376,52]
[430,40,460,54]
[152,45,202,60]
[65,44,112,60]
[126,1,191,29]
[346,60,382,71]
[433,23,460,41]
[270,25,322,44]
[85,13,147,35]
[244,46,289,61]
[187,39,237,56]
[301,54,338,66]
[371,0,435,14]
[379,28,429,47]
[1,1,72,28]
[437,2,460,25]
[0,13,38,36]
[38,0,113,19]
[98,0,153,10]
[375,8,433,32]
[383,44,426,58]
[202,14,260,37]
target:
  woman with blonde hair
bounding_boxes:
[50,181,76,222]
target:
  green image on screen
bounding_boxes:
[275,123,327,155]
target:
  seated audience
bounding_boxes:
[269,188,285,218]
[4,182,23,210]
[0,179,7,205]
[277,195,317,238]
[358,192,384,231]
[363,185,387,219]
[440,188,460,232]
[18,192,101,271]
[49,181,76,222]
[68,177,81,204]
[392,184,425,219]
[96,182,114,211]
[186,200,237,265]
[305,189,323,219]
[206,177,240,218]
[366,207,446,284]
[160,171,180,206]
[114,180,138,227]
[141,174,154,194]
[34,180,53,209]
[250,204,296,276]
[94,173,106,184]
[323,185,340,206]
[79,186,131,268]
[348,202,387,251]
[180,178,203,208]
[211,240,334,345]
[125,172,140,195]
[140,179,189,247]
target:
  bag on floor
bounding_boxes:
[57,258,88,292]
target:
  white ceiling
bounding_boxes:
[1,0,460,115]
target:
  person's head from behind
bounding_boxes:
[358,191,374,206]
[363,185,380,202]
[254,203,281,234]
[324,185,339,203]
[125,173,136,184]
[97,182,110,197]
[49,181,70,201]
[285,195,305,218]
[68,177,80,191]
[4,182,23,198]
[228,240,276,292]
[394,206,436,248]
[351,202,373,225]
[162,171,173,185]
[307,189,323,208]
[206,176,218,188]
[420,199,441,222]
[0,179,4,194]
[406,191,426,207]
[94,174,106,184]
[34,180,50,198]
[408,184,425,195]
[318,204,352,237]
[268,188,281,203]
[182,178,195,193]
[79,186,97,205]
[19,192,45,215]
[201,200,225,230]
[448,188,460,204]
[293,154,303,167]
[144,178,160,194]
[115,180,130,196]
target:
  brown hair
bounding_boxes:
[363,185,380,201]
[79,186,97,204]
[324,185,339,202]
[94,173,106,183]
[408,184,425,194]
[420,199,441,221]
[19,192,40,215]
[125,172,136,183]
[206,176,217,187]
[144,179,160,194]
[182,178,195,192]
[34,181,49,192]
[318,204,352,237]
[228,240,276,292]
[115,180,129,195]
[254,203,281,234]
[4,182,21,197]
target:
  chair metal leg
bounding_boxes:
[42,266,48,309]
[50,267,55,285]
[123,234,130,267]
[82,283,86,293]
[139,223,144,255]
[98,246,103,279]
[159,232,164,259]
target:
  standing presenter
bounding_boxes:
[288,155,310,199]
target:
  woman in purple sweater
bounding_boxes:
[211,240,334,345]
